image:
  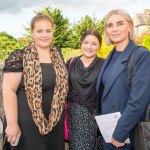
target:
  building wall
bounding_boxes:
[135,25,148,35]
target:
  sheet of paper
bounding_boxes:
[95,112,130,143]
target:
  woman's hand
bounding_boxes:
[5,123,21,144]
[111,137,125,147]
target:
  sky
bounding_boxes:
[0,0,150,38]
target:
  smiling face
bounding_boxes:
[32,20,53,50]
[81,35,100,58]
[105,14,132,46]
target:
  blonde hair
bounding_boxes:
[30,13,54,31]
[104,9,135,45]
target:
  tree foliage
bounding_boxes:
[41,7,72,48]
[23,7,104,49]
[24,6,71,48]
[68,15,104,49]
[0,32,24,61]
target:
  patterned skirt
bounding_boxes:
[68,102,102,150]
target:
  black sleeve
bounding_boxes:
[3,49,23,73]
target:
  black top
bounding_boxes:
[67,56,104,113]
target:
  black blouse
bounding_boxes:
[67,56,104,113]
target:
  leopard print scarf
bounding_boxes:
[23,41,68,135]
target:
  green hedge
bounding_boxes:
[143,35,150,51]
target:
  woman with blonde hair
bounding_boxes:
[96,9,150,150]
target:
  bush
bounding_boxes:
[62,48,82,62]
[143,35,150,51]
[97,39,113,59]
